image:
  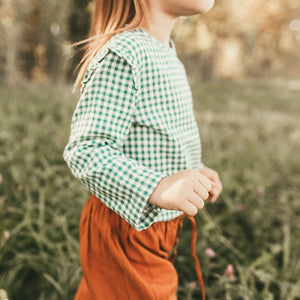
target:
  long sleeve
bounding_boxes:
[63,50,168,231]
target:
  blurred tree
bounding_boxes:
[174,0,300,80]
[0,0,31,82]
[67,0,91,81]
[0,0,87,83]
[0,0,299,83]
[18,0,73,82]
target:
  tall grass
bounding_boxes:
[176,78,300,300]
[0,83,88,300]
[0,79,299,299]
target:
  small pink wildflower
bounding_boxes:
[188,281,197,290]
[224,264,236,282]
[205,248,216,258]
[236,204,245,212]
[256,185,266,196]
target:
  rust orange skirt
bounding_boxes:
[74,194,185,300]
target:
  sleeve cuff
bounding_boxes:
[199,161,205,171]
[131,172,168,231]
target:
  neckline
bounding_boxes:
[134,28,175,52]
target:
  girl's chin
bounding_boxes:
[200,0,215,13]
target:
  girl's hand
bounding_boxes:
[199,166,223,203]
[148,169,214,216]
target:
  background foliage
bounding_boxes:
[0,79,299,299]
[0,0,300,83]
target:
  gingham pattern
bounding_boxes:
[63,28,204,231]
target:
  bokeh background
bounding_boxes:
[0,0,299,299]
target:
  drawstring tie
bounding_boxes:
[187,216,206,300]
[170,215,206,300]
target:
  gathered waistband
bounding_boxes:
[83,194,205,299]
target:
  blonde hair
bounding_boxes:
[73,0,149,91]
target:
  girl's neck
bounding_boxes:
[139,9,177,48]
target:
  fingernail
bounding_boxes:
[209,181,215,190]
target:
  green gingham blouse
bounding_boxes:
[63,28,204,231]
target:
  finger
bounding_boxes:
[197,173,213,192]
[209,189,220,203]
[188,193,205,209]
[202,169,220,187]
[212,176,222,193]
[218,181,223,193]
[179,200,198,216]
[194,183,209,201]
[208,174,222,191]
[213,182,223,196]
[209,194,218,203]
[210,180,216,189]
[211,176,222,189]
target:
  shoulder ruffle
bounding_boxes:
[81,29,149,93]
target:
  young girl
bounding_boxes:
[63,0,222,299]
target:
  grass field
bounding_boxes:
[0,78,299,300]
